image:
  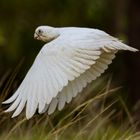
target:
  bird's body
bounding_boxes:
[3,26,138,119]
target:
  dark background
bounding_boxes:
[0,0,140,116]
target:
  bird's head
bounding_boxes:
[34,26,60,42]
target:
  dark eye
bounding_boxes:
[38,29,42,34]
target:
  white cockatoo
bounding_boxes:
[3,25,138,119]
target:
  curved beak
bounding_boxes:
[34,33,39,40]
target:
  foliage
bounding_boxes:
[0,0,140,139]
[0,70,140,140]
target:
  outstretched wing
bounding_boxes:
[3,29,138,119]
[3,36,102,119]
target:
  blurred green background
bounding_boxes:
[0,0,140,139]
[0,0,140,129]
[0,0,140,106]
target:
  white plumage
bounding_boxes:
[3,26,138,119]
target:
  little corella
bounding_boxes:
[3,25,138,119]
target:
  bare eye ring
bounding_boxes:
[38,29,42,34]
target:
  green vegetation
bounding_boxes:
[1,72,140,140]
[0,0,140,139]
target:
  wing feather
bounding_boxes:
[26,82,38,119]
[5,97,21,113]
[58,89,67,111]
[65,84,73,103]
[3,84,24,104]
[48,98,58,115]
[38,76,46,114]
[12,93,27,118]
[39,104,49,114]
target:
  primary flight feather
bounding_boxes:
[3,25,138,119]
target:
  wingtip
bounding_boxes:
[26,113,33,120]
[4,108,12,113]
[11,114,17,118]
[26,116,31,120]
[2,99,10,104]
[2,101,7,104]
[125,47,138,52]
[48,111,53,115]
[131,48,139,52]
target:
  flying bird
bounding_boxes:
[3,25,138,119]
